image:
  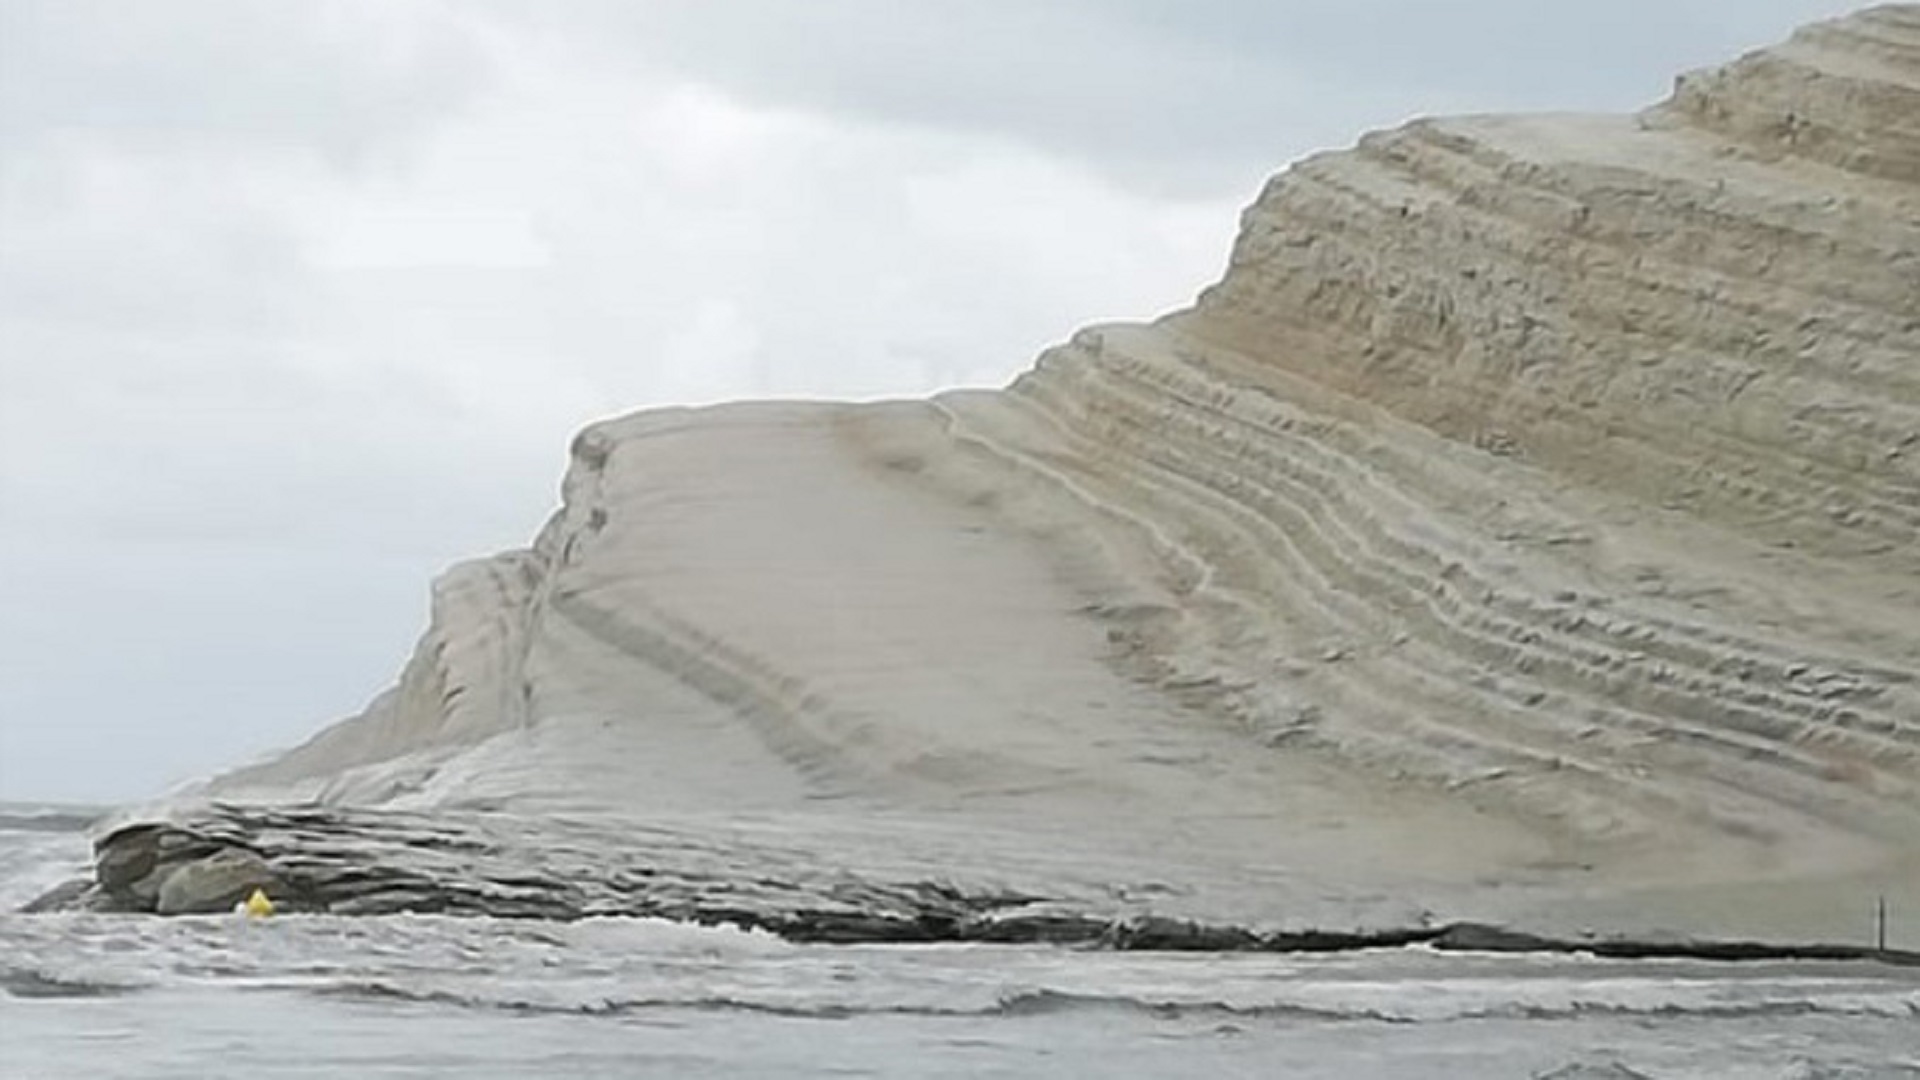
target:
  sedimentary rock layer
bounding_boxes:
[122,7,1920,939]
[63,804,1920,965]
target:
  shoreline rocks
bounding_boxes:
[35,802,1920,969]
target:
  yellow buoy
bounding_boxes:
[243,888,275,919]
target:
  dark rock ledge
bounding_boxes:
[29,803,1920,967]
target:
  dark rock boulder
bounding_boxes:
[153,847,280,915]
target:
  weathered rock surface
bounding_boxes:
[64,804,1920,965]
[71,802,1393,941]
[76,8,1920,944]
[152,849,277,916]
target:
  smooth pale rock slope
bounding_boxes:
[91,8,1920,942]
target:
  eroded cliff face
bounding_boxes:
[998,5,1920,837]
[202,7,1920,935]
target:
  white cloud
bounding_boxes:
[306,202,551,271]
[0,0,490,161]
[478,0,1869,196]
[0,0,1239,800]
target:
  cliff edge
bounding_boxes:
[179,6,1919,941]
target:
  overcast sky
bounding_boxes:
[0,1,1865,803]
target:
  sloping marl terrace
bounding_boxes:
[68,7,1920,946]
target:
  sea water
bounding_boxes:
[3,810,1917,1078]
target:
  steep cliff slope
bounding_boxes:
[205,7,1920,937]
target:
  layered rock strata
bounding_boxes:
[71,805,1920,965]
[74,8,1920,941]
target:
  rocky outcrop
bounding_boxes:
[1000,114,1920,840]
[974,5,1920,857]
[105,7,1920,941]
[79,804,1060,936]
[66,805,1920,965]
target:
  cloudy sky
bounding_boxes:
[0,0,1864,803]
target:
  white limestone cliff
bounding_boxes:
[207,6,1920,940]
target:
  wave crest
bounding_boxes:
[0,967,144,999]
[297,979,1920,1024]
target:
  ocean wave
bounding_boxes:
[1781,1063,1920,1080]
[0,810,102,834]
[0,828,94,912]
[0,966,145,999]
[10,909,1916,1032]
[293,979,1920,1025]
[301,980,1263,1021]
[991,990,1920,1025]
[309,979,876,1019]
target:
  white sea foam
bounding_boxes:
[4,909,1918,1078]
[5,910,1915,1021]
[0,810,94,912]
